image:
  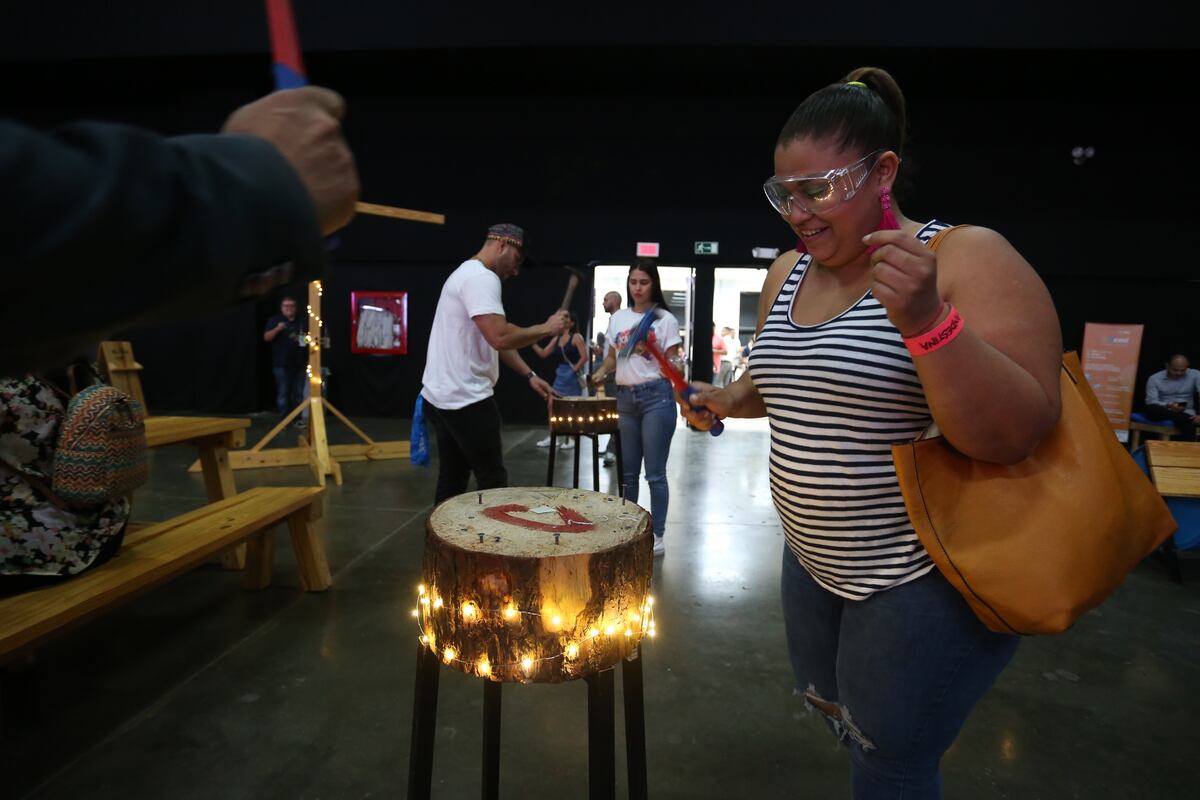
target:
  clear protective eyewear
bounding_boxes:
[763,150,884,217]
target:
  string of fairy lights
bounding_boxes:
[412,583,656,678]
[548,410,619,426]
[305,281,324,384]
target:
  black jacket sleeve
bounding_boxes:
[1,120,326,375]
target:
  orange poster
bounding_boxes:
[1081,323,1144,442]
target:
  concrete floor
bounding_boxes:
[2,414,1197,799]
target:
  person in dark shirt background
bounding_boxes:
[263,296,309,427]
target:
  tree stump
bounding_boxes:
[419,487,654,683]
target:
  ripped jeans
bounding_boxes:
[781,547,1018,799]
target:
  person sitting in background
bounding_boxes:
[1143,354,1200,440]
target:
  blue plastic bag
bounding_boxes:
[411,395,431,467]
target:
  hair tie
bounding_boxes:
[846,80,868,88]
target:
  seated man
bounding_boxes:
[1143,353,1200,440]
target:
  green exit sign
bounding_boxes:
[694,241,719,255]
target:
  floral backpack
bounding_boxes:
[0,369,148,509]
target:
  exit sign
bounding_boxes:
[694,241,719,255]
[636,242,660,257]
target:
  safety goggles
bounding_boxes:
[762,150,883,217]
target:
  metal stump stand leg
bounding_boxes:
[408,644,441,800]
[591,434,601,491]
[623,647,648,799]
[546,433,557,484]
[482,680,503,799]
[573,434,582,488]
[585,669,617,800]
[613,431,623,498]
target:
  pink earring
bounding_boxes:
[866,186,901,255]
[878,186,900,232]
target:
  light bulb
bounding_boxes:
[443,647,456,664]
[587,628,600,638]
[521,657,534,672]
[564,643,580,659]
[462,601,477,620]
[551,615,562,627]
[624,629,633,637]
[410,609,418,618]
[605,624,616,636]
[478,659,491,675]
[433,597,444,609]
[504,605,518,621]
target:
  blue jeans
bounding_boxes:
[272,366,306,417]
[616,379,677,538]
[780,547,1018,799]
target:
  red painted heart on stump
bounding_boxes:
[481,504,596,533]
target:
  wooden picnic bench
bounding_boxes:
[0,486,329,661]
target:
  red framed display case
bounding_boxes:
[350,291,408,355]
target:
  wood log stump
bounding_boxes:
[420,487,654,683]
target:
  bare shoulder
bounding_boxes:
[755,250,801,333]
[936,225,1062,381]
[934,225,1038,288]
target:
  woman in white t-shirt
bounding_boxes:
[591,259,681,557]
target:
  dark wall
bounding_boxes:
[3,14,1194,422]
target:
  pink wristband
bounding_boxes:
[904,305,964,357]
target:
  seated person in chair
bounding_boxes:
[1143,353,1200,440]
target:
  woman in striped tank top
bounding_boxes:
[682,68,1062,798]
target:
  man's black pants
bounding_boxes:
[425,397,508,505]
[1143,404,1197,440]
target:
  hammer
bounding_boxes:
[621,308,724,437]
[560,265,585,310]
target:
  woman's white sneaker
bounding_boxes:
[536,436,553,447]
[652,536,665,557]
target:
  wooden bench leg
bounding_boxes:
[243,528,276,590]
[198,441,247,570]
[286,505,331,591]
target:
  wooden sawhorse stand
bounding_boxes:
[188,280,409,486]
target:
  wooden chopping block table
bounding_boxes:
[408,486,654,800]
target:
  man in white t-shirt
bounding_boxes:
[421,223,570,504]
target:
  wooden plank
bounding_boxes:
[354,201,445,226]
[248,402,306,452]
[0,487,325,656]
[1146,440,1200,470]
[1149,466,1200,498]
[243,530,276,590]
[188,447,315,473]
[323,399,375,445]
[328,441,411,461]
[287,508,332,591]
[145,416,250,448]
[197,441,247,570]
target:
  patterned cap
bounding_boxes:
[486,223,526,249]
